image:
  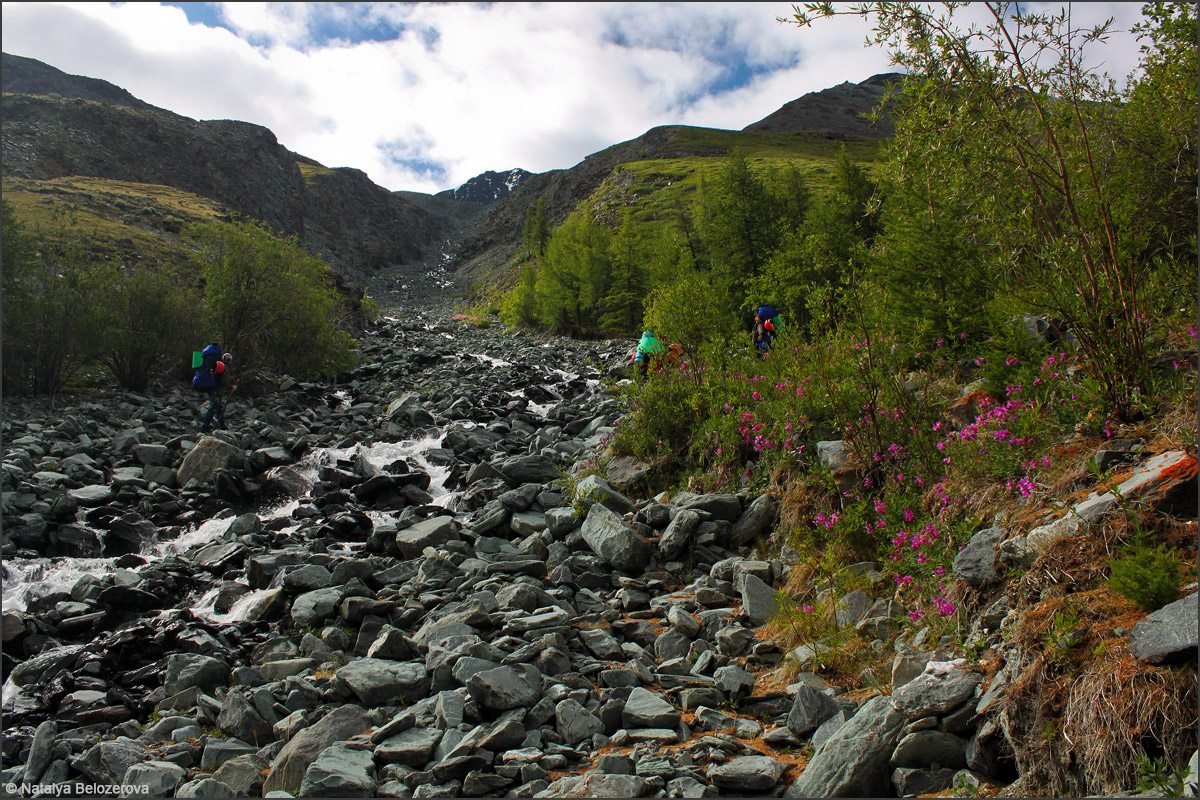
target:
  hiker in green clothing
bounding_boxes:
[632,330,665,377]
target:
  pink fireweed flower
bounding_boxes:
[904,507,914,523]
[908,610,922,621]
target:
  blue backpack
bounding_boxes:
[192,344,223,392]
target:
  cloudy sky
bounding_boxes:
[2,2,1148,194]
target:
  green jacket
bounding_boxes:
[636,331,664,359]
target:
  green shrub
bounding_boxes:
[2,201,108,395]
[186,218,359,380]
[95,264,202,392]
[1107,534,1183,611]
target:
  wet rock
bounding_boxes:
[177,436,243,487]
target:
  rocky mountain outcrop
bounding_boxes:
[743,72,904,138]
[437,169,532,203]
[1,52,154,110]
[1,54,441,285]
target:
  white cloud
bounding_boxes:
[0,2,1147,194]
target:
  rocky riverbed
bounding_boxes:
[3,306,1196,799]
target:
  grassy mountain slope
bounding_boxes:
[453,124,883,296]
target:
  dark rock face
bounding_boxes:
[742,72,903,138]
[437,168,532,203]
[1,52,153,109]
[1,65,440,284]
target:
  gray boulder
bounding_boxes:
[659,509,700,561]
[606,456,649,489]
[555,698,604,745]
[334,659,428,707]
[708,755,787,792]
[297,743,376,797]
[580,502,653,573]
[375,725,443,766]
[290,587,343,628]
[574,474,636,514]
[1130,592,1198,664]
[395,516,460,559]
[622,687,681,729]
[952,527,1004,587]
[263,705,370,795]
[816,441,850,471]
[540,773,647,797]
[75,739,145,784]
[784,696,907,797]
[217,688,274,746]
[740,573,780,626]
[680,493,742,522]
[210,754,268,796]
[163,653,228,696]
[892,663,982,720]
[177,436,242,486]
[890,730,969,769]
[731,493,778,548]
[175,778,237,798]
[786,684,842,737]
[467,665,541,711]
[122,760,187,799]
[21,719,56,784]
[892,766,958,797]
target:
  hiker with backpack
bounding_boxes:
[753,305,784,356]
[193,343,233,432]
[632,330,665,377]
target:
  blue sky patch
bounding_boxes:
[163,2,234,33]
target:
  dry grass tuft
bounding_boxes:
[1061,651,1198,795]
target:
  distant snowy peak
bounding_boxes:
[437,168,532,203]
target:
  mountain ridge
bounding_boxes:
[1,51,900,302]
